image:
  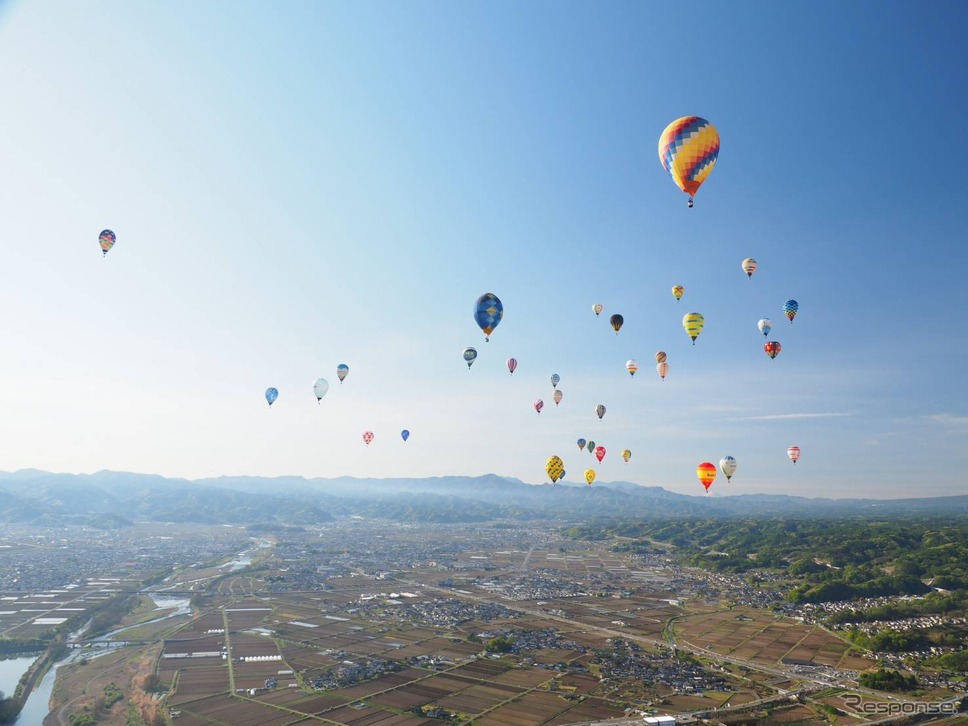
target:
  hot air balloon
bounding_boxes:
[592,304,603,316]
[609,314,624,334]
[787,446,801,464]
[697,462,717,492]
[336,364,349,383]
[622,449,631,463]
[683,312,704,344]
[594,445,606,463]
[534,399,544,414]
[551,373,560,388]
[586,440,596,454]
[626,360,638,377]
[672,285,684,302]
[595,404,606,420]
[546,455,564,484]
[585,469,596,486]
[764,341,781,360]
[265,387,278,407]
[553,390,563,406]
[462,347,477,369]
[313,378,329,402]
[658,116,720,207]
[656,351,667,364]
[783,299,799,322]
[474,293,503,341]
[507,358,518,375]
[362,431,374,446]
[98,229,116,257]
[657,361,669,380]
[577,438,587,452]
[720,456,737,482]
[741,258,757,279]
[560,470,566,481]
[401,429,410,442]
[758,319,772,337]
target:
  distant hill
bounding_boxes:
[0,470,967,527]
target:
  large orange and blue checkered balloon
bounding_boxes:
[658,116,720,204]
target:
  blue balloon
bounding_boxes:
[474,293,503,341]
[577,438,587,451]
[401,429,410,442]
[783,299,799,322]
[551,373,560,388]
[265,387,279,407]
[462,347,478,369]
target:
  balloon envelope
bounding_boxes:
[474,293,504,340]
[336,364,349,383]
[534,399,544,414]
[787,445,801,464]
[592,304,603,316]
[595,404,606,420]
[742,258,757,278]
[99,229,116,256]
[609,314,624,333]
[758,319,772,337]
[672,285,684,301]
[764,341,781,360]
[362,431,374,446]
[626,360,638,377]
[553,390,563,405]
[682,312,705,343]
[720,456,737,481]
[655,351,667,364]
[585,469,596,485]
[462,347,478,368]
[401,429,410,442]
[594,445,606,463]
[783,299,799,322]
[656,361,669,379]
[658,116,720,203]
[576,438,587,451]
[551,373,560,388]
[313,378,329,401]
[622,449,631,463]
[265,387,278,407]
[586,440,595,453]
[507,357,518,375]
[697,462,717,491]
[546,455,564,483]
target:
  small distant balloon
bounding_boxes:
[313,378,329,402]
[720,456,737,482]
[592,303,603,316]
[507,358,518,375]
[474,293,504,341]
[609,314,624,334]
[337,364,349,383]
[697,462,717,492]
[655,351,667,364]
[585,469,596,486]
[626,360,638,377]
[362,431,375,446]
[783,299,799,322]
[586,440,596,454]
[764,341,782,360]
[656,361,669,380]
[595,404,606,420]
[462,347,478,369]
[622,449,631,463]
[594,445,606,463]
[401,429,410,442]
[553,389,563,406]
[98,229,116,257]
[534,399,544,414]
[758,319,772,337]
[672,285,684,302]
[265,387,278,407]
[551,373,560,388]
[787,445,801,464]
[742,258,757,279]
[682,312,705,344]
[546,455,564,484]
[576,438,587,452]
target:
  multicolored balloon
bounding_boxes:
[741,258,757,279]
[720,456,737,482]
[507,358,518,375]
[609,314,624,334]
[313,378,329,402]
[783,299,799,322]
[577,438,587,452]
[787,446,801,464]
[462,347,478,369]
[553,389,563,406]
[551,373,560,388]
[622,449,631,463]
[764,341,781,360]
[265,387,278,407]
[362,431,374,446]
[655,351,667,364]
[683,312,705,344]
[594,445,606,463]
[546,455,564,484]
[401,429,410,442]
[758,319,772,337]
[626,360,638,377]
[697,462,717,492]
[585,469,596,486]
[672,285,684,302]
[595,404,606,420]
[336,364,349,383]
[586,440,596,454]
[474,292,504,341]
[656,361,669,380]
[658,116,720,207]
[534,399,544,414]
[99,229,116,257]
[592,303,603,316]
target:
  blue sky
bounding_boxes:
[0,1,965,497]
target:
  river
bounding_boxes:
[0,654,41,697]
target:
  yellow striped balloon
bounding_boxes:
[682,312,705,345]
[658,116,720,206]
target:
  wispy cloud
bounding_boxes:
[923,413,968,428]
[727,413,852,422]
